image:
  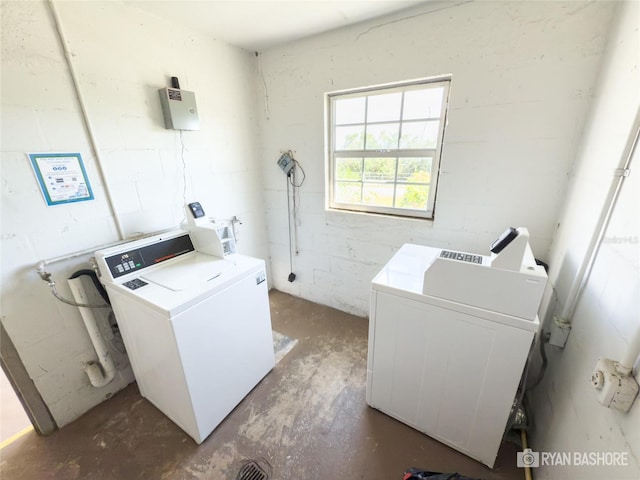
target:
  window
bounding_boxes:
[326,78,450,219]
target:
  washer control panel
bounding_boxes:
[102,233,195,280]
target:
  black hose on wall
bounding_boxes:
[68,269,110,305]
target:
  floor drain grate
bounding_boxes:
[235,459,271,480]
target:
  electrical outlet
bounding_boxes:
[591,358,639,413]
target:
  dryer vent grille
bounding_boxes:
[235,459,270,480]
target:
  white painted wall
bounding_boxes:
[530,2,640,478]
[0,0,265,426]
[2,10,636,478]
[258,0,616,316]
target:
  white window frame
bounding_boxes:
[326,77,451,219]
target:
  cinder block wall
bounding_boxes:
[0,0,267,426]
[257,1,617,316]
[530,2,640,479]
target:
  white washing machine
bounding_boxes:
[366,228,546,468]
[94,226,274,444]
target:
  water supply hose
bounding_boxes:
[47,279,110,309]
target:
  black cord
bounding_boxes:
[527,331,549,391]
[280,150,305,281]
[288,159,306,188]
[286,150,306,188]
[286,171,294,276]
[286,151,305,257]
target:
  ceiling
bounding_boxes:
[129,0,427,51]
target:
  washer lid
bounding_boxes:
[141,253,234,291]
[107,253,267,316]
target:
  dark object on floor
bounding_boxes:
[403,468,483,480]
[235,458,272,480]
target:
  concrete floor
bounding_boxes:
[0,290,524,480]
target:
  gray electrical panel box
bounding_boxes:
[158,87,200,131]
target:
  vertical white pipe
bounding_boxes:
[559,113,639,322]
[558,172,623,320]
[68,277,116,388]
[48,0,125,240]
[620,328,640,373]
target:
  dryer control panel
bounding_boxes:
[423,227,547,320]
[439,250,483,264]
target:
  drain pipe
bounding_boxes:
[68,277,116,387]
[48,0,125,240]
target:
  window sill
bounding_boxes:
[324,207,434,225]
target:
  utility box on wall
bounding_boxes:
[158,87,200,130]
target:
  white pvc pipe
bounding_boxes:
[559,113,639,322]
[36,227,175,274]
[68,277,116,388]
[620,328,640,374]
[48,0,125,240]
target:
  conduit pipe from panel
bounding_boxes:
[68,277,116,387]
[48,0,125,240]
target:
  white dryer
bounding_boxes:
[95,228,274,444]
[366,228,546,468]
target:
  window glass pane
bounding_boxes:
[335,182,362,204]
[364,157,396,182]
[367,92,402,122]
[335,97,366,125]
[395,184,429,209]
[365,123,399,150]
[399,121,439,149]
[335,125,365,150]
[398,157,432,183]
[403,87,444,120]
[363,183,394,207]
[336,158,362,181]
[328,79,449,219]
